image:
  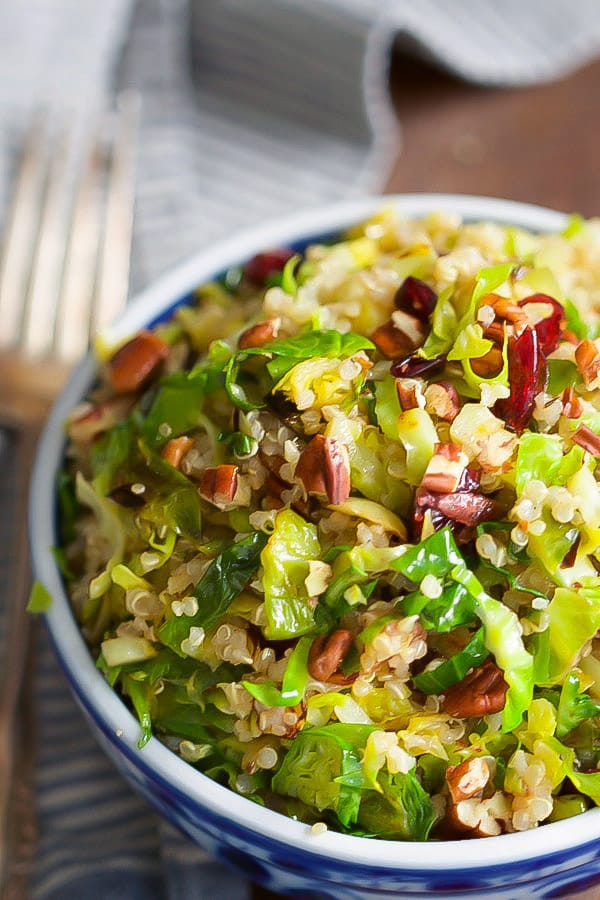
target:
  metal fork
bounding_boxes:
[0,93,139,898]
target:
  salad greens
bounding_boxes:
[57,206,600,841]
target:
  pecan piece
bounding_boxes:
[445,791,511,838]
[161,435,193,469]
[238,317,281,349]
[481,320,505,344]
[441,660,508,718]
[446,757,491,804]
[199,464,239,508]
[572,423,600,457]
[575,339,600,388]
[396,380,421,411]
[370,313,425,359]
[263,471,310,517]
[420,442,469,493]
[424,381,460,422]
[562,385,583,419]
[308,629,354,682]
[487,295,529,332]
[469,345,504,378]
[295,434,350,505]
[107,331,170,393]
[67,396,133,443]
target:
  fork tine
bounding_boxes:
[93,91,140,336]
[20,130,73,358]
[54,130,106,363]
[0,117,49,350]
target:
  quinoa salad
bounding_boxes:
[57,206,600,841]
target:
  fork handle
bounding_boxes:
[0,424,40,897]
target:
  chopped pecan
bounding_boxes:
[370,314,425,359]
[445,791,511,838]
[487,295,529,332]
[262,489,285,511]
[263,471,310,517]
[446,757,491,804]
[424,381,460,422]
[572,423,600,457]
[107,331,170,393]
[396,380,421,411]
[308,629,354,682]
[67,396,133,443]
[199,464,239,508]
[469,345,504,378]
[161,435,193,469]
[295,434,350,505]
[258,449,287,480]
[238,317,281,349]
[436,442,465,462]
[562,385,583,419]
[575,339,600,388]
[481,321,505,344]
[391,309,427,346]
[441,660,508,718]
[420,443,469,493]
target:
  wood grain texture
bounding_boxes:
[386,53,600,216]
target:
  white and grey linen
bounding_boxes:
[1,2,600,897]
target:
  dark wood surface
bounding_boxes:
[387,53,600,216]
[253,52,600,900]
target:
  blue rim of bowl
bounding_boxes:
[30,193,600,874]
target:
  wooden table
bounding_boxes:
[387,53,600,216]
[255,50,600,900]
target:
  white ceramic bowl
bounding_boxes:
[30,194,600,899]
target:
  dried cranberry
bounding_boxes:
[109,485,146,508]
[560,531,581,569]
[412,487,451,537]
[493,327,546,433]
[394,276,437,321]
[390,353,446,378]
[456,466,481,492]
[413,454,499,543]
[518,293,566,355]
[412,484,496,541]
[436,491,497,527]
[244,248,294,286]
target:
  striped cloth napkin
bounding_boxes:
[1,1,600,897]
